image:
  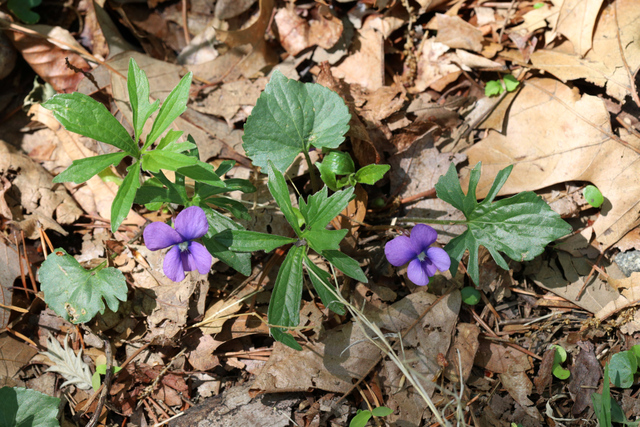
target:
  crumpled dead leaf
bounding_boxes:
[556,0,604,57]
[0,334,38,388]
[0,239,21,329]
[435,14,483,53]
[0,139,81,238]
[274,5,343,56]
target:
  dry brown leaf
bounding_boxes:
[412,38,461,93]
[275,6,343,56]
[556,0,604,56]
[215,0,274,47]
[530,0,640,102]
[444,323,480,383]
[198,296,243,335]
[251,291,460,395]
[0,239,20,330]
[568,341,601,415]
[215,0,257,20]
[0,334,37,388]
[435,14,483,53]
[475,340,531,374]
[332,17,384,90]
[0,139,82,238]
[464,77,640,249]
[510,0,562,35]
[5,24,90,93]
[500,368,540,420]
[534,347,556,394]
[192,77,267,125]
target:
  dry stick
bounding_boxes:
[497,0,518,41]
[13,234,30,300]
[576,252,604,299]
[334,293,449,406]
[20,230,38,295]
[86,339,113,427]
[469,309,542,360]
[182,0,191,44]
[615,0,640,108]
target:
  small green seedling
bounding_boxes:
[583,185,604,208]
[461,286,481,305]
[485,74,520,97]
[92,364,123,391]
[8,0,41,24]
[551,345,570,380]
[533,2,545,9]
[316,151,390,191]
[349,406,393,427]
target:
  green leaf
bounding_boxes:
[201,207,252,276]
[270,327,302,351]
[42,93,138,156]
[152,170,189,204]
[460,286,481,305]
[110,163,141,233]
[609,351,637,388]
[304,256,345,315]
[243,70,351,172]
[8,0,41,24]
[155,129,185,151]
[304,229,348,252]
[205,197,250,220]
[215,160,236,176]
[267,161,301,235]
[317,163,339,191]
[0,387,60,427]
[371,406,393,417]
[349,410,372,427]
[144,71,193,149]
[39,249,128,323]
[584,185,604,208]
[141,150,198,173]
[52,152,127,184]
[197,179,256,198]
[215,230,297,252]
[551,345,570,380]
[354,164,390,185]
[92,372,101,391]
[318,151,355,175]
[177,162,225,187]
[323,250,367,283]
[503,74,520,92]
[301,186,354,231]
[435,162,572,285]
[127,57,160,142]
[268,245,306,328]
[484,80,504,97]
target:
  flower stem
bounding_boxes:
[303,150,321,192]
[396,217,468,225]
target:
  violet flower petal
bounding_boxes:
[410,224,438,253]
[144,222,183,251]
[384,235,417,266]
[426,247,451,272]
[424,259,438,277]
[163,245,185,282]
[187,242,212,274]
[407,258,430,286]
[174,206,209,240]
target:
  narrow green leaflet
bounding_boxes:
[270,327,302,351]
[301,186,354,231]
[42,93,138,156]
[144,71,193,149]
[177,163,225,187]
[268,245,306,328]
[0,387,60,427]
[435,162,572,285]
[201,207,252,276]
[205,197,250,221]
[350,411,373,427]
[52,152,126,184]
[323,250,367,283]
[155,129,185,151]
[372,407,394,417]
[110,163,141,233]
[39,249,128,324]
[215,230,296,252]
[267,161,301,235]
[127,57,160,142]
[243,70,351,172]
[304,256,345,315]
[354,164,390,185]
[304,229,348,252]
[141,150,198,173]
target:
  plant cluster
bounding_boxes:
[23,58,572,424]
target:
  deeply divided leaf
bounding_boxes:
[39,249,128,324]
[268,245,306,328]
[435,163,572,285]
[43,93,138,156]
[110,163,141,233]
[243,70,350,172]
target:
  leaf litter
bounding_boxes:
[2,0,640,425]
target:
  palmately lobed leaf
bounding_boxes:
[243,70,351,172]
[436,162,572,285]
[39,248,128,324]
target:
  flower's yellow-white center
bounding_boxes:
[179,241,189,252]
[417,251,426,261]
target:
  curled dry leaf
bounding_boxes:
[435,14,484,53]
[5,25,91,93]
[556,0,604,57]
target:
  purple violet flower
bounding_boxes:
[143,206,212,282]
[384,224,451,287]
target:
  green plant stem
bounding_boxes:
[304,150,321,192]
[396,217,468,225]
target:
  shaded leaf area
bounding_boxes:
[2,0,640,426]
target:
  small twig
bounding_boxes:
[85,339,112,427]
[615,0,640,108]
[182,0,191,44]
